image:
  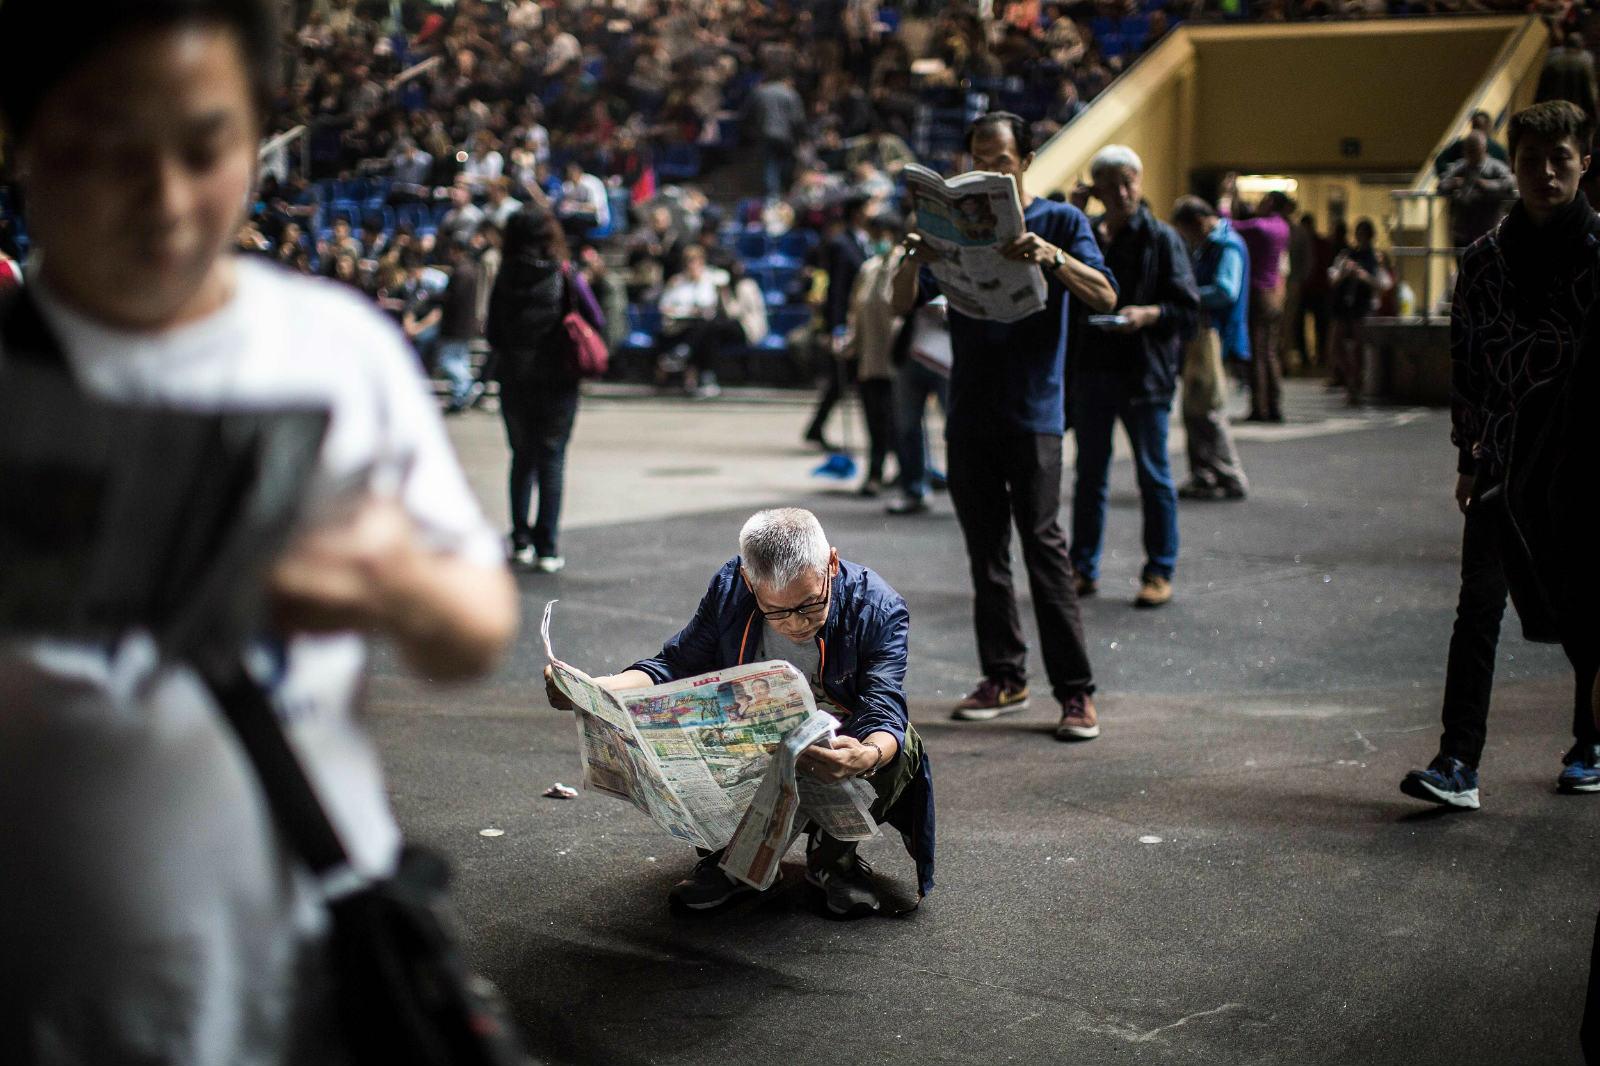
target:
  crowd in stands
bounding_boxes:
[4,0,1600,398]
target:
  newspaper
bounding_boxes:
[0,367,330,663]
[902,163,1046,324]
[720,711,879,890]
[541,601,879,865]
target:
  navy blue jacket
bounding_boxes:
[631,556,936,895]
[1075,204,1200,405]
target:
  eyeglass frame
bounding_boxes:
[740,550,838,623]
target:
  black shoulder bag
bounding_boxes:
[0,291,534,1066]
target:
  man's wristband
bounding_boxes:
[861,739,885,778]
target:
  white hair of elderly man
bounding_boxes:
[1089,143,1143,180]
[739,508,831,590]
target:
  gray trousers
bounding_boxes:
[1181,329,1248,492]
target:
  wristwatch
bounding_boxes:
[1050,249,1067,270]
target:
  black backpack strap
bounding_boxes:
[201,660,362,887]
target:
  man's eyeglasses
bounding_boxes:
[742,560,834,622]
[755,594,829,622]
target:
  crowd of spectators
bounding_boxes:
[5,0,1600,396]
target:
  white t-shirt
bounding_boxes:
[0,257,501,1063]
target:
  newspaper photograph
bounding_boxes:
[902,163,1046,324]
[541,601,876,858]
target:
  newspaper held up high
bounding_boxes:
[902,163,1046,324]
[541,601,878,871]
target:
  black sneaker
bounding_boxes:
[886,494,929,516]
[668,850,757,911]
[805,843,881,919]
[1400,754,1480,809]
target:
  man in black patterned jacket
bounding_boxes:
[1401,101,1600,810]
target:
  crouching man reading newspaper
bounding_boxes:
[547,508,933,917]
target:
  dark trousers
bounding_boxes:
[858,377,894,483]
[1439,494,1600,767]
[501,382,580,557]
[664,317,742,374]
[805,355,847,442]
[1248,285,1284,419]
[946,431,1095,700]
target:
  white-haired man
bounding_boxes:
[546,508,933,918]
[1069,145,1200,609]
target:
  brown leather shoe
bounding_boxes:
[1055,692,1100,740]
[1074,573,1098,598]
[1134,574,1172,608]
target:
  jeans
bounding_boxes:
[436,338,476,409]
[1069,373,1180,582]
[1438,492,1600,767]
[501,382,580,558]
[893,360,950,498]
[947,431,1095,699]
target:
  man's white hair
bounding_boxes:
[739,508,830,589]
[1089,144,1144,180]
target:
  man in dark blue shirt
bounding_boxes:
[891,112,1117,741]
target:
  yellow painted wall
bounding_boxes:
[1190,23,1515,172]
[1030,16,1541,221]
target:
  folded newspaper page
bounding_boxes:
[902,163,1046,324]
[542,601,877,858]
[719,710,879,890]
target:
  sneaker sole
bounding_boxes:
[1399,775,1480,809]
[1054,723,1100,741]
[951,699,1030,722]
[1558,778,1600,794]
[803,870,880,918]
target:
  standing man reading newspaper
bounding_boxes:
[891,111,1117,739]
[545,508,933,918]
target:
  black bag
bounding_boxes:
[203,666,534,1066]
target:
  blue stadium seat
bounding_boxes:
[624,305,662,350]
[776,229,818,260]
[656,144,703,181]
[736,231,771,260]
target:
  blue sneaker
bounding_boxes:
[1400,754,1480,809]
[1558,744,1600,793]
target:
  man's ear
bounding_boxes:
[1022,152,1036,171]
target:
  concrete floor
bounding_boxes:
[366,380,1592,1065]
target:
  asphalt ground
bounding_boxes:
[366,382,1591,1065]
